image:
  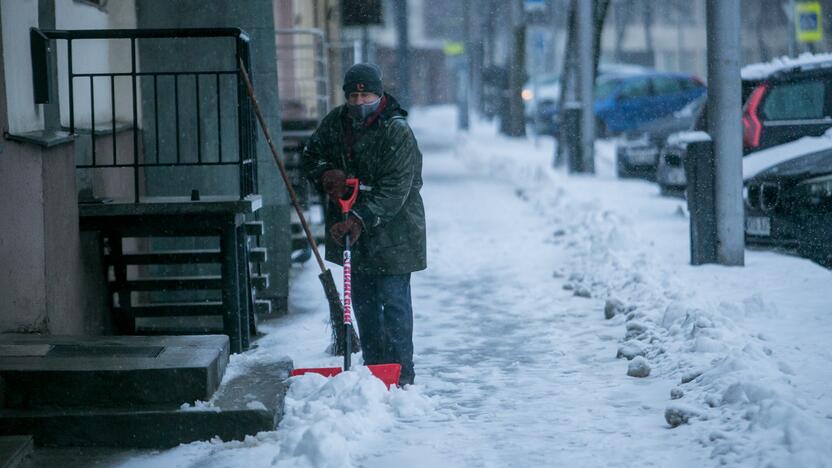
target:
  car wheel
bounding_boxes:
[616,152,631,178]
[595,118,608,139]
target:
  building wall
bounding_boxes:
[0,0,135,335]
[1,0,43,133]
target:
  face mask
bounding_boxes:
[347,97,382,122]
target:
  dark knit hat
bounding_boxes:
[342,63,383,97]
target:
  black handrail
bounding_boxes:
[32,28,257,203]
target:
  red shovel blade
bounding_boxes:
[290,363,402,389]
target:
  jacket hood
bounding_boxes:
[379,93,408,120]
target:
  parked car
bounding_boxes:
[523,73,560,130]
[655,76,767,195]
[742,55,832,153]
[743,145,832,266]
[596,72,706,136]
[532,63,652,136]
[616,96,705,179]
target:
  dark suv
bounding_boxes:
[744,148,832,267]
[742,60,832,153]
[657,56,832,196]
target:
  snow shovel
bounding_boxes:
[238,60,359,356]
[291,178,402,389]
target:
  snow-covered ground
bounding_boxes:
[122,107,832,468]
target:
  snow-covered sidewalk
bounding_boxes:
[123,106,832,468]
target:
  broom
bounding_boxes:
[239,59,359,356]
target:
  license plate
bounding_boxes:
[665,168,686,185]
[746,216,771,236]
[626,148,657,164]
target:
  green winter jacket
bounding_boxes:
[302,93,427,275]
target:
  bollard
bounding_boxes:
[561,103,583,173]
[684,136,718,265]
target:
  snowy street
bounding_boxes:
[123,107,832,468]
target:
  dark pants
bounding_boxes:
[352,272,415,385]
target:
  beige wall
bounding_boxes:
[0,142,48,332]
[0,0,113,335]
[0,140,108,334]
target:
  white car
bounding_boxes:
[522,74,560,122]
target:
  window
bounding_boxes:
[679,77,703,91]
[762,81,826,120]
[594,78,620,100]
[653,76,684,95]
[620,78,651,99]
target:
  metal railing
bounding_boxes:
[32,28,258,202]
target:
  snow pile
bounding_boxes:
[121,368,434,468]
[273,367,434,467]
[179,400,221,412]
[454,122,832,466]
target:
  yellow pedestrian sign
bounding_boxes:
[443,41,465,56]
[796,2,823,43]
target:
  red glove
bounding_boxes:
[321,169,346,200]
[330,216,362,247]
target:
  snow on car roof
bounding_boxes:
[743,128,832,180]
[741,52,832,80]
[667,130,710,146]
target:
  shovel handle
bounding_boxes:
[338,178,360,215]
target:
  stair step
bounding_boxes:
[244,221,264,237]
[248,247,267,263]
[118,276,222,291]
[0,335,229,409]
[0,361,291,449]
[254,299,272,315]
[251,274,269,290]
[0,435,33,468]
[116,302,224,318]
[134,316,224,334]
[106,249,222,265]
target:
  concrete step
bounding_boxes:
[250,273,269,290]
[0,335,228,409]
[243,221,264,237]
[0,436,33,468]
[0,360,291,449]
[134,316,224,334]
[248,247,267,263]
[254,299,272,315]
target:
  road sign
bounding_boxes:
[796,1,823,43]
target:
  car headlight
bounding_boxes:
[522,89,533,101]
[799,174,832,204]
